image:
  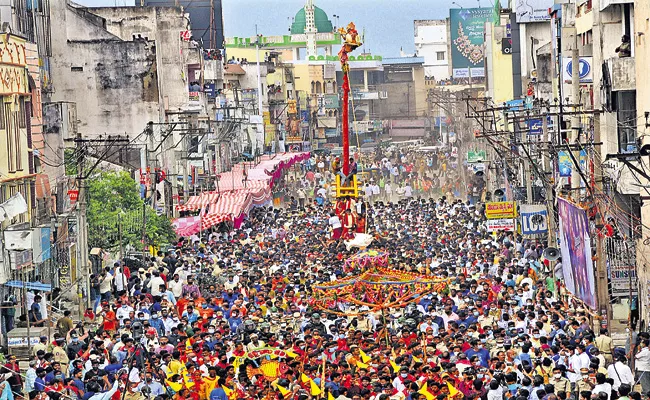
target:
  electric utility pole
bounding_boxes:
[75,134,89,318]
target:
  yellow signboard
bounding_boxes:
[485,201,517,219]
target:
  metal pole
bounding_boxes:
[118,212,124,260]
[182,138,189,202]
[256,25,264,155]
[570,27,581,192]
[592,114,611,331]
[76,135,89,318]
[23,267,31,356]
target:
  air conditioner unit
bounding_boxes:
[379,91,388,99]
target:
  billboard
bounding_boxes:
[486,219,515,232]
[557,197,597,309]
[606,238,638,297]
[485,201,517,219]
[515,0,552,23]
[450,8,493,78]
[519,204,548,235]
[562,57,594,83]
[467,149,487,163]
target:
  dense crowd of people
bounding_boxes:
[0,147,648,400]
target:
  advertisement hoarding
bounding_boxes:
[485,201,517,219]
[450,8,493,78]
[515,0,553,23]
[486,219,515,232]
[519,204,548,235]
[606,238,638,297]
[558,197,597,309]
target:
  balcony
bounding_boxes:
[608,56,635,91]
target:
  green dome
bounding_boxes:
[290,5,333,34]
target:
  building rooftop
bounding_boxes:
[382,57,425,65]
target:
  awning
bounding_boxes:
[2,280,52,291]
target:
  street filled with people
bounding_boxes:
[1,147,649,400]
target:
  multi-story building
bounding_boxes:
[0,33,38,282]
[414,20,451,81]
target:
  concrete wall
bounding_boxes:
[89,6,202,114]
[49,0,161,139]
[486,23,514,104]
[517,22,552,94]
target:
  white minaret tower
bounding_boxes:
[305,0,317,58]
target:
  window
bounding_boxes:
[0,99,5,130]
[616,91,637,153]
[14,111,22,170]
[6,103,14,172]
[18,97,26,129]
[436,51,445,61]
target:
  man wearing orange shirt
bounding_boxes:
[101,303,118,333]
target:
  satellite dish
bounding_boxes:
[542,247,560,261]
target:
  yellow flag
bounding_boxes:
[413,355,422,363]
[390,359,400,373]
[183,371,195,388]
[232,357,241,371]
[447,381,460,397]
[359,349,371,363]
[356,360,369,369]
[310,379,322,396]
[419,382,436,400]
[165,380,183,393]
[301,373,310,383]
[277,385,291,397]
[328,392,336,400]
[285,350,299,358]
[222,386,233,398]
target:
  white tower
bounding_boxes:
[305,0,317,58]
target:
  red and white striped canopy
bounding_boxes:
[176,191,220,211]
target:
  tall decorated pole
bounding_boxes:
[338,22,362,176]
[342,72,350,175]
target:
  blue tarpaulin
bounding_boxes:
[2,280,52,291]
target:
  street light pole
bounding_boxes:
[256,25,264,155]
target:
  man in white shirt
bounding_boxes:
[148,272,165,297]
[99,269,113,302]
[403,184,413,198]
[328,212,342,240]
[167,274,184,299]
[567,345,591,383]
[114,266,128,295]
[607,356,634,391]
[116,303,134,325]
[634,339,650,395]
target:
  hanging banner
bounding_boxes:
[558,151,571,177]
[557,197,597,309]
[519,204,548,235]
[486,219,515,232]
[485,201,517,219]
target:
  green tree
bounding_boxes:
[87,171,176,250]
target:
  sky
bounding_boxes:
[221,0,463,57]
[73,0,477,57]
